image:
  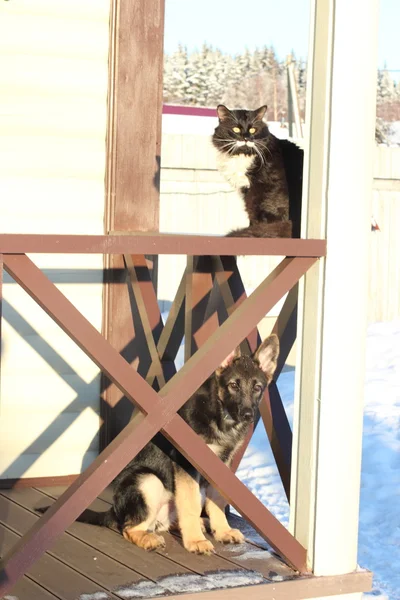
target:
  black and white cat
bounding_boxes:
[212,104,303,238]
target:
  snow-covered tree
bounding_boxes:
[163,45,191,103]
[377,68,396,103]
[163,46,400,135]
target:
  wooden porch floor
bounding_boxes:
[0,486,371,600]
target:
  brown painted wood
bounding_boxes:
[102,0,165,445]
[272,285,298,378]
[101,252,137,446]
[213,256,261,353]
[0,255,314,593]
[155,270,185,365]
[168,515,296,583]
[1,574,59,600]
[35,487,247,577]
[124,254,173,388]
[0,525,121,600]
[259,384,292,501]
[3,488,191,581]
[221,514,297,579]
[28,488,193,579]
[0,234,327,257]
[0,475,78,490]
[107,0,165,234]
[86,489,297,583]
[155,572,372,600]
[1,491,370,600]
[185,256,218,360]
[0,493,144,590]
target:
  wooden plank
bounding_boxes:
[101,251,148,446]
[153,571,372,600]
[154,271,185,364]
[0,525,121,600]
[46,487,256,577]
[213,256,260,353]
[107,0,164,234]
[95,489,296,581]
[271,285,298,378]
[12,487,192,580]
[124,254,170,388]
[0,475,78,490]
[0,234,327,257]
[0,492,144,590]
[186,515,296,582]
[185,256,218,360]
[0,575,59,600]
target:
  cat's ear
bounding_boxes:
[217,105,234,121]
[252,105,268,122]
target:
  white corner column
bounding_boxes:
[290,0,379,594]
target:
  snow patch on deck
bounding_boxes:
[112,570,264,599]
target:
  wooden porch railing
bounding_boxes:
[0,233,326,595]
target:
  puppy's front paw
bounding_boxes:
[123,529,166,551]
[185,539,215,555]
[213,528,245,544]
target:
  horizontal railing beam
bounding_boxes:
[0,234,326,257]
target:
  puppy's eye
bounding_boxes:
[249,127,256,134]
[253,384,263,392]
[232,127,241,133]
[229,381,239,390]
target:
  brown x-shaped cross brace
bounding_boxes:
[0,253,316,595]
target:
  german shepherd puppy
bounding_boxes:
[78,335,279,555]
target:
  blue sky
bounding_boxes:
[164,0,399,74]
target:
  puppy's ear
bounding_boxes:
[219,346,241,371]
[253,334,279,383]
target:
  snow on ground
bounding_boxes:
[386,121,400,146]
[166,312,400,597]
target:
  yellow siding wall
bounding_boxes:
[0,0,110,479]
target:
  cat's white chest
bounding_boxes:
[217,153,256,189]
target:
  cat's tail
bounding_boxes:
[36,505,118,528]
[226,220,293,238]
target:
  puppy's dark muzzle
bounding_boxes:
[241,408,255,422]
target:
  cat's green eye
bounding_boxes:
[232,127,241,133]
[249,127,256,134]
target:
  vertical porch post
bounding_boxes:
[290,0,379,594]
[101,0,165,445]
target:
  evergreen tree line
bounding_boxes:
[163,44,400,125]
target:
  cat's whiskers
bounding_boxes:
[219,141,236,150]
[255,140,272,160]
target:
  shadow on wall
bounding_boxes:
[0,267,178,484]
